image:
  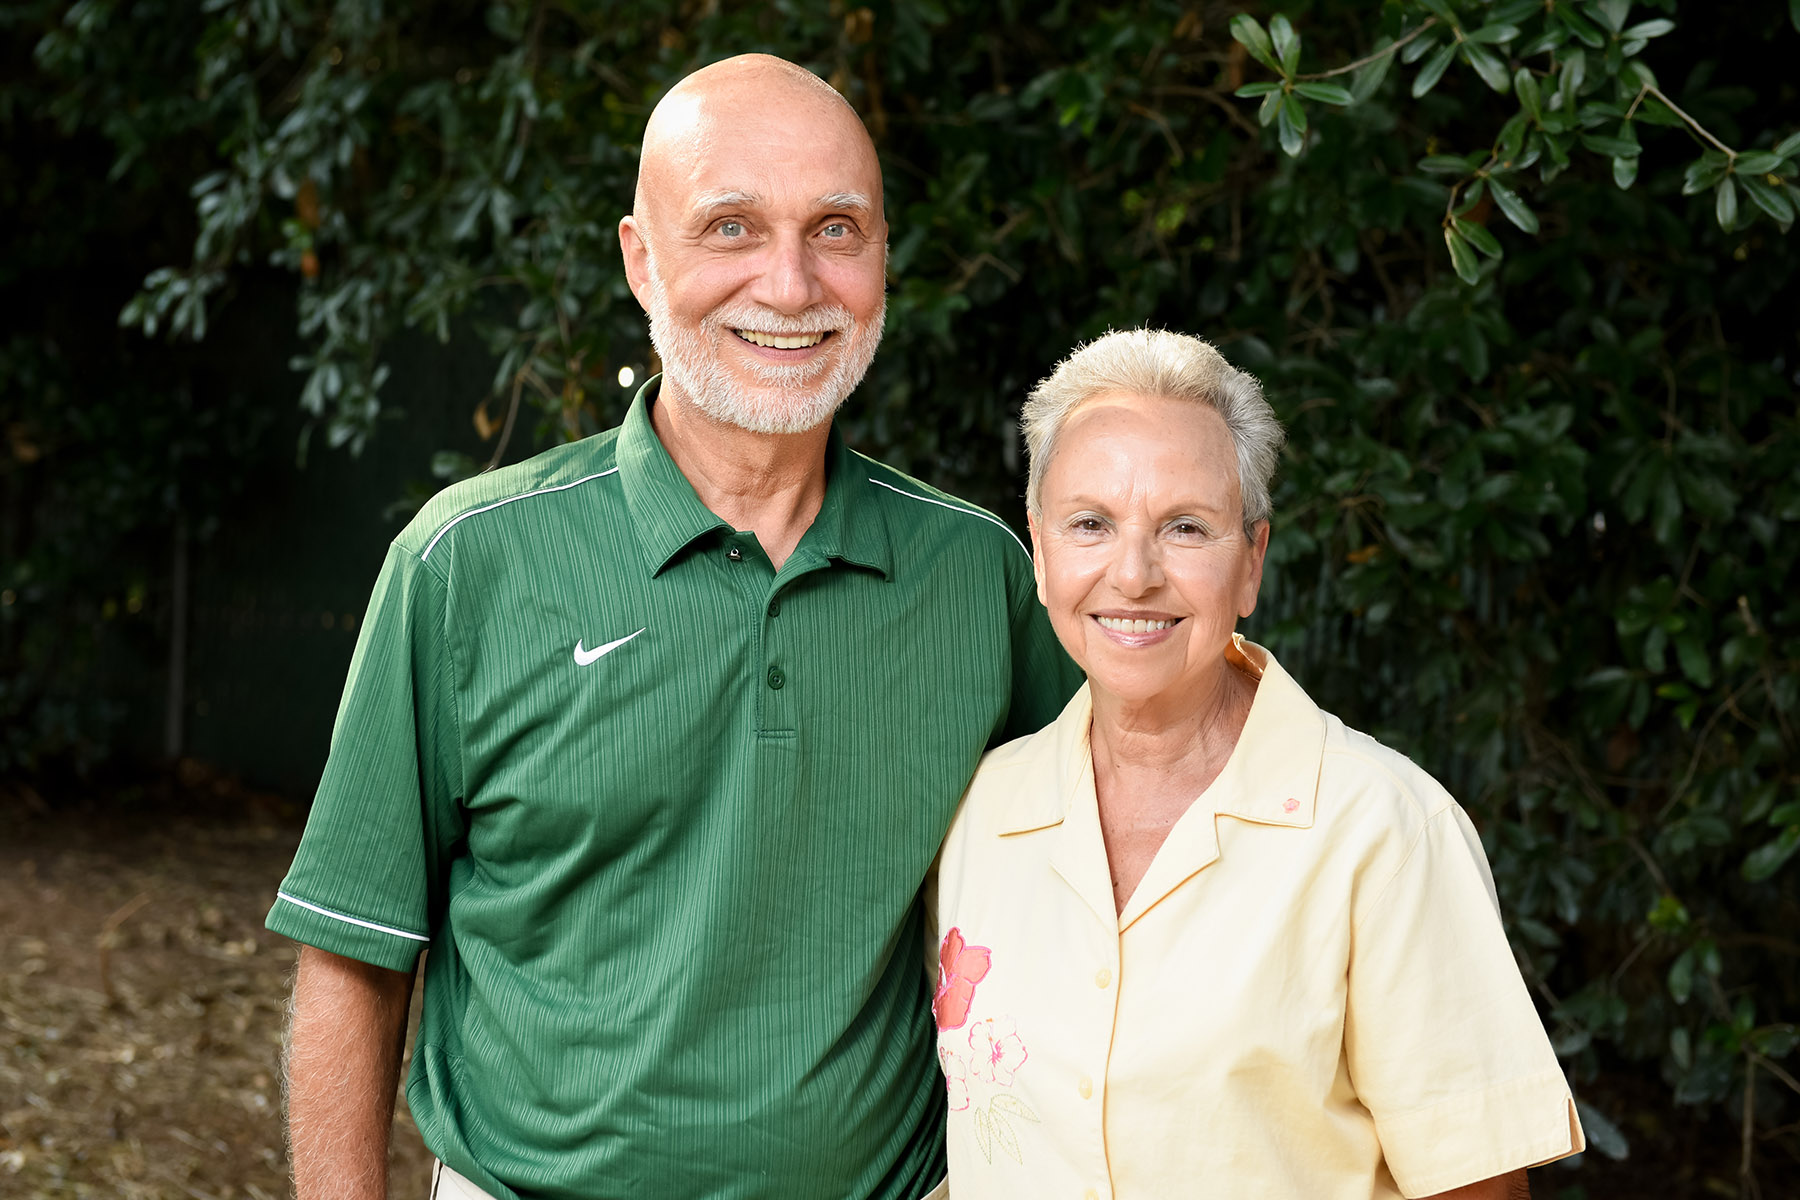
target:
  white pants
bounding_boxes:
[432,1159,950,1199]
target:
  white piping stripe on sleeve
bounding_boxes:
[275,891,431,942]
[867,477,1031,560]
[420,468,620,562]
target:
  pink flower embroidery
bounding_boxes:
[968,1016,1029,1086]
[934,927,992,1031]
[939,1046,971,1111]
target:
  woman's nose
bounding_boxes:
[1108,533,1163,595]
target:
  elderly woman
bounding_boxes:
[930,330,1584,1199]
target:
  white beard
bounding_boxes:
[643,251,885,435]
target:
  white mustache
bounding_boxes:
[704,304,856,335]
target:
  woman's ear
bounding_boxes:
[1027,511,1048,608]
[1239,519,1271,619]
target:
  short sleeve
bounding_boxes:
[998,551,1081,744]
[265,543,468,973]
[1345,803,1585,1197]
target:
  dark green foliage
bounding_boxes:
[5,0,1798,1182]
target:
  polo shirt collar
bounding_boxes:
[614,377,892,580]
[998,635,1328,931]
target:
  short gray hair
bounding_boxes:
[1021,328,1285,534]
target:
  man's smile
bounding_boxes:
[733,328,831,349]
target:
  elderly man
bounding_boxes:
[267,53,1077,1200]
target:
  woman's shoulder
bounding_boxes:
[1317,714,1461,834]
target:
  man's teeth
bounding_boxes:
[736,329,825,349]
[1097,617,1174,633]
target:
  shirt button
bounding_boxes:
[1085,1189,1100,1200]
[1078,1076,1092,1099]
[767,596,781,617]
[766,666,785,690]
[1094,968,1112,989]
[727,546,743,562]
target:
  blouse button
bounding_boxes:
[1085,1190,1100,1200]
[1078,1076,1093,1099]
[1094,968,1112,988]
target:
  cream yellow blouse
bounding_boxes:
[929,637,1583,1198]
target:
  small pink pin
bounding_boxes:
[1282,798,1300,813]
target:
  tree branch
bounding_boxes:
[1298,19,1439,81]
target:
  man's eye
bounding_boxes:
[718,221,745,238]
[822,222,849,238]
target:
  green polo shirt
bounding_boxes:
[267,381,1079,1200]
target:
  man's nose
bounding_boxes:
[751,232,825,314]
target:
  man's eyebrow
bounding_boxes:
[689,189,763,218]
[815,192,874,215]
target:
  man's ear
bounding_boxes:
[618,215,652,312]
[1027,511,1048,608]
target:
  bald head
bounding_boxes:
[633,54,882,232]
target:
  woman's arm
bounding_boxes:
[1422,1168,1529,1200]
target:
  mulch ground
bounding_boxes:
[0,770,433,1200]
[1,767,1793,1200]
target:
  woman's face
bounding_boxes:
[1029,392,1269,709]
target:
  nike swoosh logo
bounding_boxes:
[573,628,646,666]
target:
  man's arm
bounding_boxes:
[286,944,417,1200]
[1422,1168,1530,1200]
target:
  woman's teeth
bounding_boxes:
[1097,617,1174,633]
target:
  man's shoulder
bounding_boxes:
[851,450,1032,564]
[394,430,624,564]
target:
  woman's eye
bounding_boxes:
[718,221,745,238]
[1072,517,1106,533]
[1169,521,1207,538]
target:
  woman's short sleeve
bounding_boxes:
[1345,803,1585,1197]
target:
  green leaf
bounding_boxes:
[1444,226,1481,283]
[1415,0,1459,25]
[1259,90,1283,127]
[1277,94,1307,156]
[1716,177,1739,229]
[1234,82,1282,97]
[1413,42,1457,98]
[1488,177,1540,232]
[1741,176,1796,226]
[1462,43,1511,93]
[1402,35,1440,65]
[1229,14,1282,74]
[1581,134,1641,157]
[1622,19,1676,39]
[1734,152,1784,175]
[1675,632,1713,688]
[1682,153,1730,195]
[1293,81,1353,105]
[1575,1100,1632,1162]
[1559,49,1587,112]
[1350,40,1395,102]
[1613,155,1639,188]
[1776,131,1800,160]
[1452,217,1503,258]
[1515,69,1542,121]
[1418,154,1479,174]
[1743,825,1800,882]
[1668,947,1695,1003]
[1270,14,1302,74]
[1467,23,1521,44]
